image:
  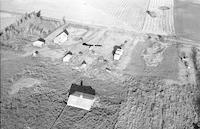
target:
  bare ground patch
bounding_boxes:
[10,78,42,95]
[125,40,179,80]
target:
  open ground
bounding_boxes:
[1,0,200,129]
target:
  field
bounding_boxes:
[174,0,200,41]
[1,0,200,129]
[1,0,175,33]
[142,0,175,35]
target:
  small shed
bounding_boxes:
[63,51,73,62]
[113,46,124,60]
[80,60,87,69]
[32,38,45,48]
[53,29,69,45]
[67,82,96,110]
[32,51,39,57]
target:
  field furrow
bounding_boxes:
[142,0,175,35]
[86,0,148,32]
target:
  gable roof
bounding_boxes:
[67,91,95,110]
[69,83,95,97]
[67,83,96,110]
[81,60,87,65]
[56,29,69,37]
[63,29,69,35]
[64,51,73,56]
[38,38,45,43]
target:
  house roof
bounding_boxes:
[67,92,95,110]
[112,45,122,55]
[63,29,69,35]
[81,60,87,65]
[64,51,73,56]
[38,38,45,43]
[69,83,95,97]
[67,83,96,110]
[71,91,95,100]
[66,51,72,55]
[56,29,69,37]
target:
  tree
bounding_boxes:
[36,10,41,17]
[62,16,66,24]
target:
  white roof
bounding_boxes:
[54,32,68,44]
[114,48,123,60]
[67,92,95,110]
[32,41,44,47]
[62,54,72,62]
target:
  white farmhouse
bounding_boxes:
[67,83,96,111]
[53,29,69,45]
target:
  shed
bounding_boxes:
[63,51,73,62]
[80,60,87,69]
[53,29,69,45]
[113,45,123,60]
[67,82,96,110]
[32,38,45,48]
[32,51,39,57]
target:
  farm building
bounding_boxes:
[80,60,87,69]
[113,45,124,60]
[53,29,69,45]
[32,51,39,57]
[67,82,96,110]
[32,38,45,48]
[62,51,73,62]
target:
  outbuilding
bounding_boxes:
[67,82,96,110]
[80,60,87,69]
[32,50,39,57]
[113,45,124,60]
[32,38,45,48]
[63,51,73,63]
[53,29,69,45]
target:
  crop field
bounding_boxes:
[0,0,133,30]
[1,0,175,34]
[85,0,148,32]
[142,0,175,35]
